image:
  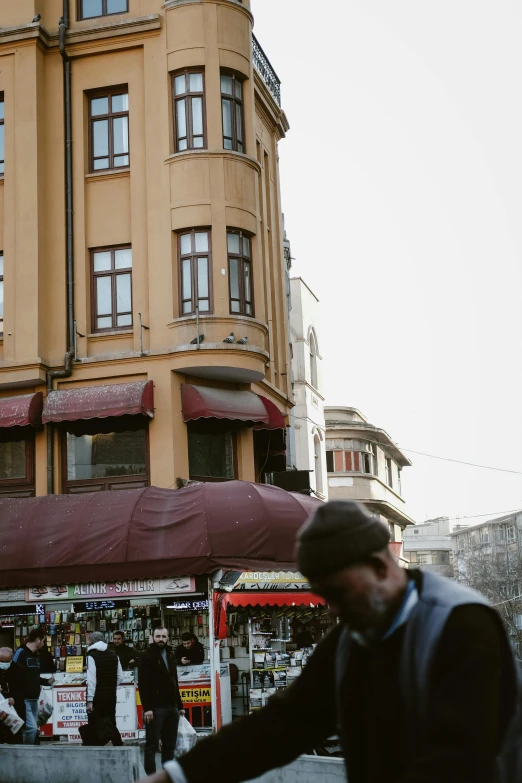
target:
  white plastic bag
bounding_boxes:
[174,715,197,757]
[0,696,24,735]
[38,687,53,726]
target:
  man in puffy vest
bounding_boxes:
[86,631,123,746]
[140,500,517,783]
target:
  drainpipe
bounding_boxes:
[47,3,74,495]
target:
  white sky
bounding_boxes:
[252,0,522,526]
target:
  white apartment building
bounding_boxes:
[403,516,453,575]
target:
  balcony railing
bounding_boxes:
[252,34,281,107]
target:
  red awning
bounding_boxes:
[0,481,322,588]
[0,392,43,428]
[42,380,154,424]
[182,384,269,424]
[223,592,326,608]
[255,396,285,430]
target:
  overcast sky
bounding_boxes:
[252,0,522,526]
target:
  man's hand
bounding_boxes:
[179,709,185,716]
[86,701,93,714]
[48,676,55,686]
[181,657,190,665]
[144,710,154,724]
[7,698,14,706]
[129,659,135,667]
[137,771,170,783]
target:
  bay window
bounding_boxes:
[227,230,253,315]
[179,230,211,315]
[173,70,206,151]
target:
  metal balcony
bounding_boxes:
[252,34,281,107]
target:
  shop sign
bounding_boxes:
[54,688,87,732]
[180,686,211,704]
[166,599,209,611]
[233,571,310,591]
[25,577,195,603]
[65,657,84,674]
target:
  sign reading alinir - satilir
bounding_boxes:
[25,577,195,602]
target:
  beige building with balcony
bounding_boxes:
[0,0,291,497]
[325,407,414,553]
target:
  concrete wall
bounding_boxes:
[250,756,346,783]
[0,0,291,496]
[0,745,144,783]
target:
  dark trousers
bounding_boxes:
[87,701,122,747]
[144,706,180,775]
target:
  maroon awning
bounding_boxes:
[255,395,285,430]
[42,380,154,424]
[182,384,269,424]
[0,392,43,428]
[0,482,322,587]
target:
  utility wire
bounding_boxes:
[398,447,522,476]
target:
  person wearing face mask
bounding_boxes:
[0,647,25,744]
[138,627,185,776]
[13,628,55,744]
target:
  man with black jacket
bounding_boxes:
[13,628,54,744]
[138,627,185,775]
[0,647,25,744]
[139,500,517,783]
[86,631,123,746]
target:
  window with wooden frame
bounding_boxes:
[89,88,129,172]
[221,72,245,152]
[0,430,35,499]
[227,230,253,316]
[91,246,133,332]
[173,70,206,152]
[187,420,236,481]
[78,0,128,20]
[61,418,149,494]
[0,96,4,176]
[179,230,211,315]
[0,254,3,336]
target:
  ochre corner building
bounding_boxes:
[0,0,291,497]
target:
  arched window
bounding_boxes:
[309,330,318,390]
[314,434,323,496]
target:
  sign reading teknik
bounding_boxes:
[25,577,195,602]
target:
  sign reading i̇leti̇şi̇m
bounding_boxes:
[25,577,195,602]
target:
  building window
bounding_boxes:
[408,551,418,563]
[481,527,490,545]
[470,530,480,548]
[227,231,253,316]
[89,89,129,172]
[417,553,430,565]
[188,422,235,481]
[79,0,128,20]
[173,71,205,152]
[0,96,4,176]
[0,432,35,498]
[309,330,318,390]
[495,526,506,544]
[326,450,334,472]
[179,230,211,315]
[0,253,3,336]
[507,525,516,544]
[314,434,323,496]
[221,72,244,152]
[397,466,402,495]
[385,457,393,487]
[92,246,132,332]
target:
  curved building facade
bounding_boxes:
[0,0,291,496]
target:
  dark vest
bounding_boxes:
[88,648,119,708]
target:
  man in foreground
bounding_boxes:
[139,627,185,775]
[86,631,123,746]
[139,500,517,783]
[175,633,205,666]
[13,628,54,744]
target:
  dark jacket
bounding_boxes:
[12,646,47,700]
[178,570,516,783]
[175,639,205,666]
[87,647,120,712]
[0,661,25,721]
[38,647,56,674]
[138,644,183,713]
[110,643,137,671]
